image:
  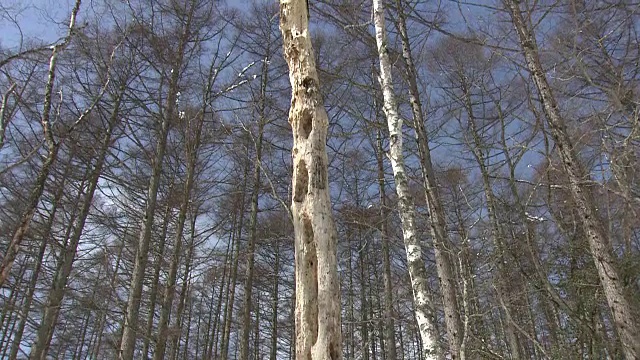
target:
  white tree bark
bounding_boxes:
[393,1,464,357]
[279,1,342,359]
[372,0,441,358]
[504,1,640,358]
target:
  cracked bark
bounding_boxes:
[279,1,342,359]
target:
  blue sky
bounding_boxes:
[1,0,76,48]
[1,0,250,50]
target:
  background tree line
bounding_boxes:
[0,0,638,359]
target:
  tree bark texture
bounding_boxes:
[372,0,441,358]
[279,1,343,359]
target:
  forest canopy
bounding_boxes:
[0,0,638,359]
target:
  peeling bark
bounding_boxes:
[279,1,343,359]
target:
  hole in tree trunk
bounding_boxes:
[312,155,326,189]
[299,109,313,139]
[294,159,309,202]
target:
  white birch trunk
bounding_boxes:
[279,1,343,359]
[372,0,441,358]
[393,1,464,357]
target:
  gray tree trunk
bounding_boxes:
[119,5,194,357]
[392,2,464,357]
[238,50,270,360]
[375,126,397,360]
[504,1,640,358]
[153,109,204,360]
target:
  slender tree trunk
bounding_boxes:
[375,127,397,360]
[269,235,281,360]
[7,160,71,360]
[0,260,28,357]
[347,231,354,360]
[392,2,463,357]
[141,201,173,359]
[504,1,640,358]
[372,0,441,358]
[220,166,249,360]
[239,53,269,360]
[0,83,17,152]
[119,5,195,356]
[0,0,83,286]
[279,1,343,358]
[182,286,194,360]
[29,100,121,360]
[253,292,261,359]
[152,217,183,360]
[168,218,197,360]
[195,291,204,359]
[91,229,127,358]
[153,112,203,360]
[205,242,230,359]
[73,311,90,360]
[462,94,522,359]
[360,232,370,360]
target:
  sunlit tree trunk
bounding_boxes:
[279,0,343,358]
[392,2,463,357]
[375,125,398,360]
[372,0,441,358]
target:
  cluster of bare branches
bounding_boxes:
[0,0,637,359]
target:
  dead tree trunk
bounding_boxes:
[279,1,343,358]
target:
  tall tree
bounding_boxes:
[372,0,441,358]
[503,0,640,358]
[278,0,343,359]
[118,1,196,356]
[392,2,464,357]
